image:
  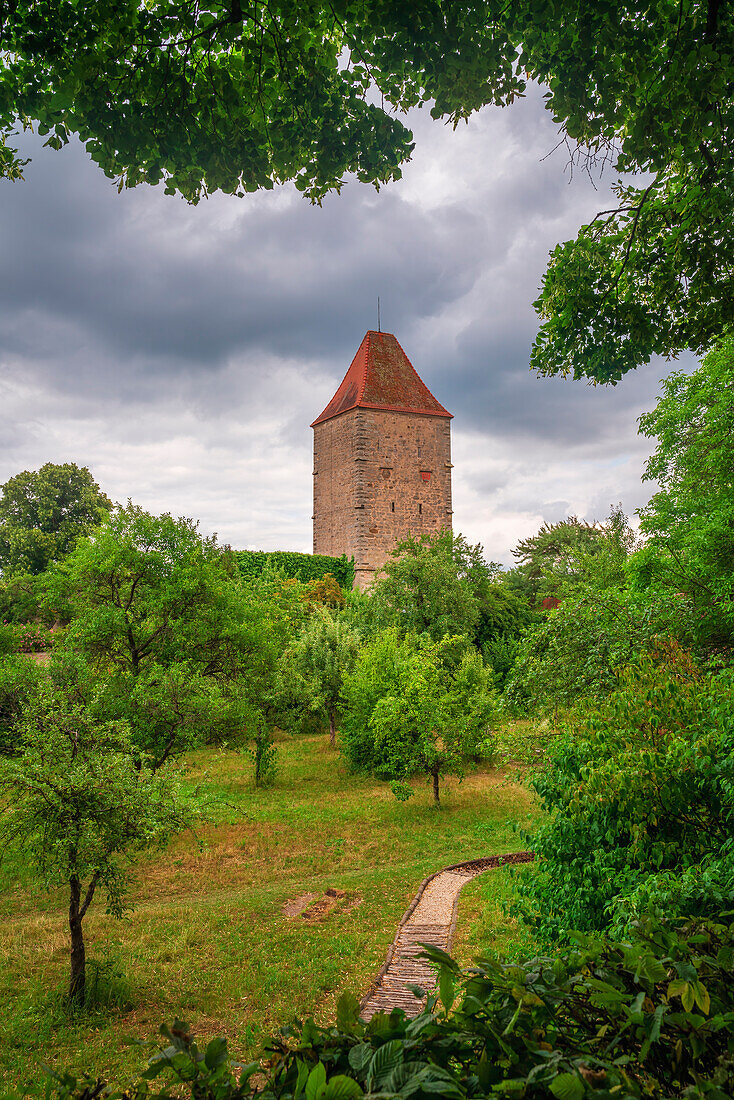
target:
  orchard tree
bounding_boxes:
[0,685,192,1003]
[4,3,733,376]
[373,531,485,642]
[47,504,284,768]
[0,463,111,576]
[342,631,496,805]
[285,609,360,745]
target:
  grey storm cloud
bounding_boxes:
[0,85,693,557]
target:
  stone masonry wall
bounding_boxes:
[313,408,452,589]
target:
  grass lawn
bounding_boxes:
[0,730,542,1093]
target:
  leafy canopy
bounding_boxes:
[46,504,289,768]
[0,462,111,577]
[636,337,734,649]
[4,3,733,377]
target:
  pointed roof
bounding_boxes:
[311,331,452,427]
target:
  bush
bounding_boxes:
[235,551,354,589]
[11,622,55,653]
[33,913,734,1099]
[516,643,734,942]
[504,589,683,714]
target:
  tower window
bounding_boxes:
[390,501,395,512]
[418,504,422,515]
[420,471,431,481]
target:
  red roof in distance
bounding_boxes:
[311,331,452,427]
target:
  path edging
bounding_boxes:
[359,851,534,1014]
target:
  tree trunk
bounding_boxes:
[432,766,441,806]
[329,710,336,747]
[69,875,86,1005]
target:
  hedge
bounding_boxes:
[234,550,354,589]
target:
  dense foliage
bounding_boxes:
[235,551,354,590]
[44,505,291,769]
[636,337,734,650]
[0,463,111,577]
[372,531,531,664]
[516,645,734,943]
[5,4,732,376]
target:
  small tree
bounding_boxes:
[342,632,497,805]
[286,609,360,745]
[0,685,192,1004]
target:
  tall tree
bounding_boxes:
[636,337,734,648]
[47,504,284,768]
[372,530,488,642]
[3,3,733,377]
[0,463,111,576]
[508,516,605,609]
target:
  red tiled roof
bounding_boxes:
[311,331,452,427]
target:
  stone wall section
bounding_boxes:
[313,408,452,589]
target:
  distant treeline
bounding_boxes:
[233,549,354,589]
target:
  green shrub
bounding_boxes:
[234,551,354,589]
[504,588,683,714]
[516,643,734,942]
[33,913,734,1099]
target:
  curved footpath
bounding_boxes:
[360,852,534,1020]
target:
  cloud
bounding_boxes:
[0,86,693,560]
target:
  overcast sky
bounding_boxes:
[0,87,694,563]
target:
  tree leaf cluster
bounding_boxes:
[5,4,734,373]
[515,642,734,943]
[0,463,111,577]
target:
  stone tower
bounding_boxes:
[312,330,453,589]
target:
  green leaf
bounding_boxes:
[306,1062,327,1100]
[550,1073,584,1100]
[348,1044,373,1074]
[438,966,454,1012]
[337,991,361,1034]
[367,1040,404,1086]
[323,1075,363,1100]
[204,1035,228,1069]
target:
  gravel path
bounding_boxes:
[360,852,534,1020]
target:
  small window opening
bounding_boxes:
[418,504,423,515]
[391,501,395,512]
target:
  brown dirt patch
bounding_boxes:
[299,888,362,922]
[282,893,318,917]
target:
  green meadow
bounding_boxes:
[0,729,541,1091]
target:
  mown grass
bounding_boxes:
[0,730,542,1093]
